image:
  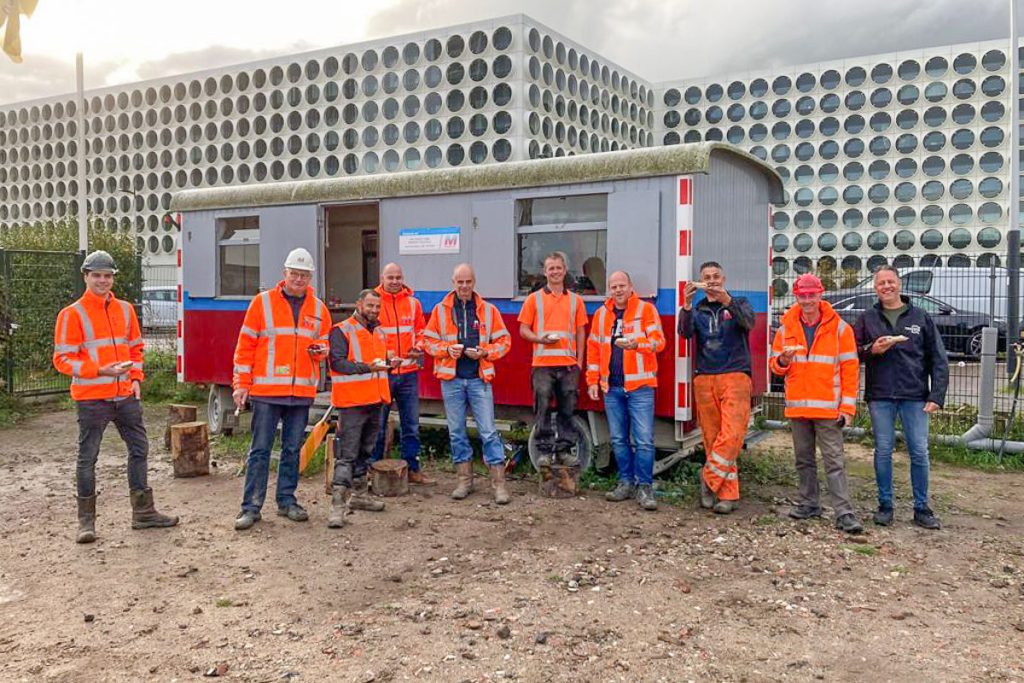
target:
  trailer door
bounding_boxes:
[607,190,660,297]
[256,204,320,292]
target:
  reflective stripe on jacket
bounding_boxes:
[53,289,144,401]
[516,287,588,367]
[585,294,665,392]
[329,316,392,408]
[374,284,425,375]
[769,301,859,419]
[232,282,332,399]
[423,291,511,383]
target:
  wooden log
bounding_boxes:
[324,434,335,495]
[170,421,210,478]
[370,459,408,497]
[539,464,579,498]
[163,404,198,449]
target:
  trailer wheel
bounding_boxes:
[527,415,594,472]
[207,385,236,436]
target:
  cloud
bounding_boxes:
[0,55,125,106]
[133,43,317,82]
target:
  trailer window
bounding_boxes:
[515,194,608,296]
[217,216,260,296]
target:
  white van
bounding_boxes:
[899,267,1017,319]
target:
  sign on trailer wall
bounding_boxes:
[398,227,461,255]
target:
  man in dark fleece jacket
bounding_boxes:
[854,265,948,531]
[678,261,755,515]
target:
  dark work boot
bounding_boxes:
[130,488,179,529]
[349,478,385,512]
[699,476,716,510]
[873,506,894,526]
[788,504,823,520]
[76,495,97,544]
[913,507,941,530]
[605,481,635,502]
[835,513,864,534]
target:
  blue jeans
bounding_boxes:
[440,378,505,466]
[603,385,656,486]
[868,400,931,511]
[372,372,422,471]
[240,399,310,514]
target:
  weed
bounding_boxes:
[215,598,234,608]
[929,442,1024,471]
[841,544,878,557]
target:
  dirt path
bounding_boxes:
[1,409,1023,682]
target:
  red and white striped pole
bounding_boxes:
[674,176,694,423]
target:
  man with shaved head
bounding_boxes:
[586,271,665,511]
[372,262,433,484]
[424,264,513,503]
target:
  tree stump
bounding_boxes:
[324,434,335,494]
[164,404,198,449]
[370,459,408,497]
[170,421,210,477]
[539,465,579,498]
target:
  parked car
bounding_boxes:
[898,267,1019,319]
[141,286,177,329]
[824,291,1005,358]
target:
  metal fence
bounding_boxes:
[0,252,173,396]
[766,253,1019,433]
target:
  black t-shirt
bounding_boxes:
[608,307,626,387]
[454,295,481,379]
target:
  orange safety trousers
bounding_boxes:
[693,372,752,501]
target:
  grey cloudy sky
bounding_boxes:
[0,0,1016,106]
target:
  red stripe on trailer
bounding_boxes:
[177,249,182,268]
[678,230,691,256]
[177,284,182,302]
[676,382,689,408]
[177,320,182,338]
[678,178,692,205]
[176,355,182,373]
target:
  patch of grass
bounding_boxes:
[214,598,234,608]
[929,442,1024,471]
[579,467,616,492]
[753,514,779,526]
[738,449,798,487]
[841,544,878,557]
[0,393,32,428]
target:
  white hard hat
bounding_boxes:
[283,247,315,272]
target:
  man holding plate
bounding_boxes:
[854,265,948,530]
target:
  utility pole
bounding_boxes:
[1008,0,1022,374]
[75,51,88,253]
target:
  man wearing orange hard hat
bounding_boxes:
[770,273,863,534]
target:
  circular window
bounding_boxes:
[772,234,789,253]
[920,229,943,249]
[898,59,920,81]
[868,183,890,204]
[921,156,944,177]
[727,80,746,100]
[980,152,1004,173]
[844,114,865,134]
[895,109,918,129]
[773,211,790,230]
[772,99,791,117]
[794,190,813,209]
[979,126,1004,148]
[684,86,701,104]
[893,181,916,202]
[982,49,1006,71]
[949,203,973,225]
[844,138,865,158]
[771,144,790,163]
[843,185,864,204]
[923,131,946,152]
[895,133,918,154]
[897,84,919,105]
[924,81,947,102]
[952,78,976,100]
[663,88,681,106]
[793,233,813,252]
[869,136,890,155]
[979,176,1003,198]
[842,209,863,228]
[950,128,975,150]
[869,159,890,180]
[921,205,943,225]
[844,162,864,181]
[772,76,791,95]
[978,228,1002,248]
[894,230,916,250]
[893,206,916,227]
[981,101,1005,122]
[845,90,866,110]
[819,186,839,206]
[819,163,839,182]
[842,232,863,251]
[949,178,973,200]
[796,72,816,92]
[820,93,841,113]
[794,210,813,229]
[921,180,944,201]
[868,208,889,227]
[981,75,1005,96]
[870,88,892,108]
[979,201,1002,224]
[867,231,889,250]
[871,63,893,84]
[947,228,972,249]
[846,66,866,86]
[818,233,838,251]
[869,112,891,131]
[950,154,974,175]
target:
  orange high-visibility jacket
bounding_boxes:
[329,316,392,408]
[585,294,665,392]
[232,282,332,400]
[516,287,588,367]
[374,284,425,375]
[423,291,511,383]
[770,301,859,419]
[53,289,144,401]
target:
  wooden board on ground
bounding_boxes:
[170,421,210,478]
[163,404,197,449]
[370,459,408,497]
[539,465,579,498]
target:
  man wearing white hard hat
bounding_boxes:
[232,248,332,530]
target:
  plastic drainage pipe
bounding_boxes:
[762,328,1024,455]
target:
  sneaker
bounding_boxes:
[276,504,309,522]
[635,484,658,511]
[713,499,738,515]
[788,505,823,520]
[913,507,941,530]
[234,510,261,530]
[605,482,635,502]
[873,506,894,526]
[699,476,716,510]
[835,513,864,534]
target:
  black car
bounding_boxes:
[824,292,1006,358]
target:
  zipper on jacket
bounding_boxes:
[103,298,124,389]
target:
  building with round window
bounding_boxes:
[0,15,653,263]
[0,16,1020,275]
[657,40,1022,293]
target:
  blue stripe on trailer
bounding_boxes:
[183,289,769,315]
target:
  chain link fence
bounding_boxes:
[765,253,1019,434]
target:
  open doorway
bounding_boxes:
[323,203,379,323]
